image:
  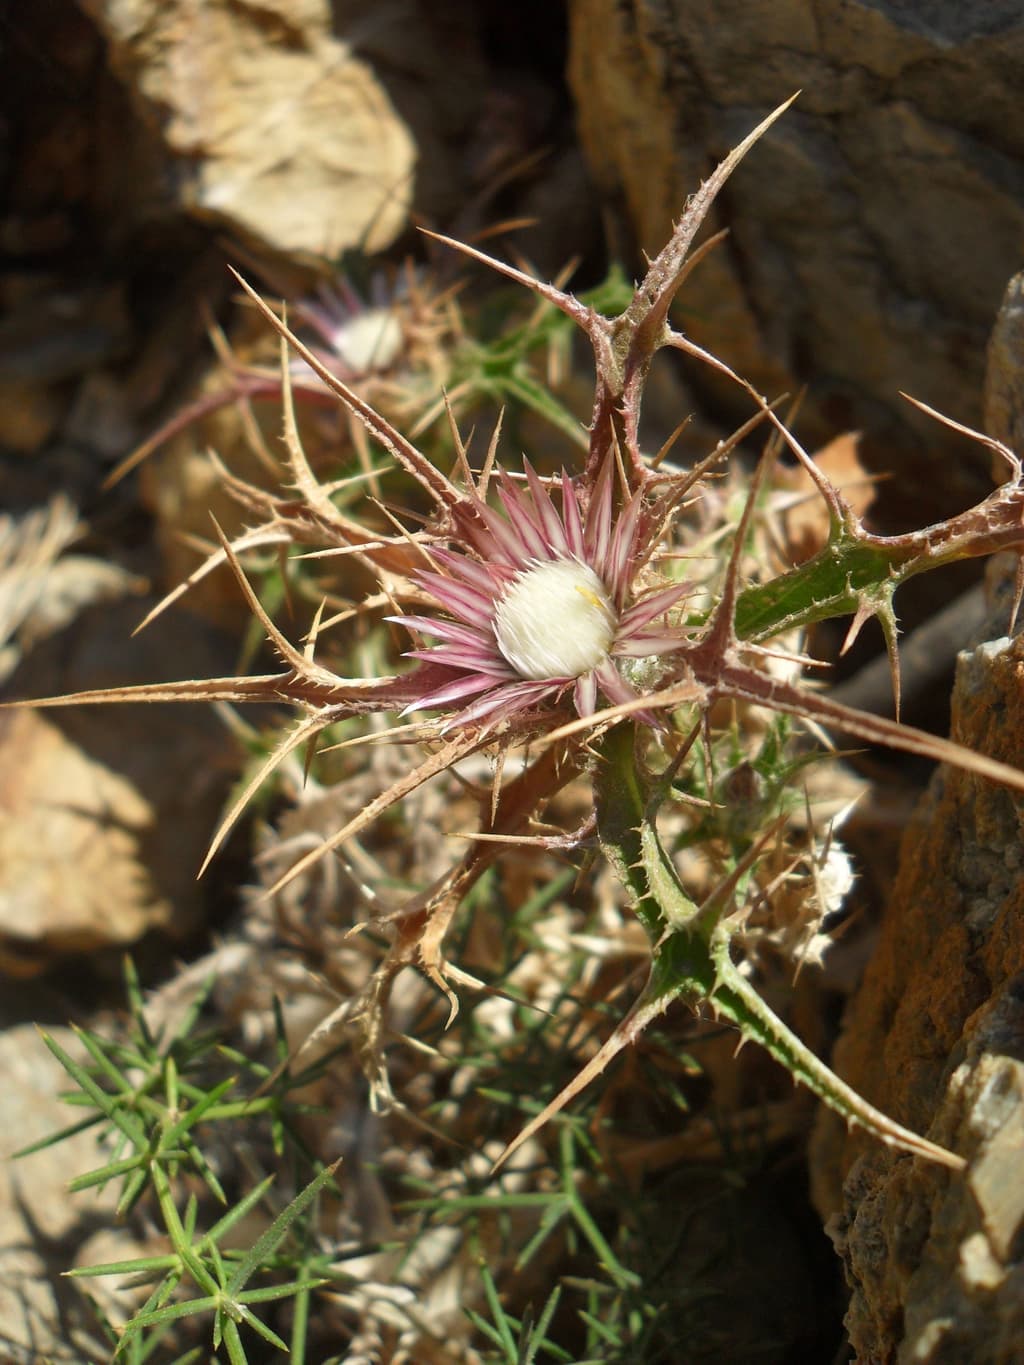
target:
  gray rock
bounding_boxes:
[568,0,1024,520]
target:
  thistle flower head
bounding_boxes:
[493,558,615,679]
[390,455,692,730]
[291,275,406,378]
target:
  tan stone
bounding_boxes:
[0,599,236,975]
[0,1025,126,1360]
[82,0,419,262]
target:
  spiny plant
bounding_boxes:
[14,97,1024,1231]
[105,256,446,489]
[108,241,630,495]
[15,960,344,1362]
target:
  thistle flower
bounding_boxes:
[390,456,692,730]
[289,274,408,382]
[13,97,1024,1182]
[107,262,440,487]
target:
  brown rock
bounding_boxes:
[985,271,1024,463]
[824,996,1024,1364]
[807,267,1024,1362]
[805,262,1024,1362]
[567,1,1024,520]
[0,378,68,453]
[810,631,1024,1362]
[0,705,176,970]
[0,599,239,976]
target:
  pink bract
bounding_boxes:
[389,454,692,730]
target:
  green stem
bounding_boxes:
[735,478,1024,644]
[593,723,964,1169]
[707,937,963,1168]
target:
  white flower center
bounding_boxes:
[334,308,403,373]
[493,559,616,680]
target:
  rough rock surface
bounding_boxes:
[808,271,1024,1361]
[567,0,1024,521]
[985,272,1024,462]
[811,630,1024,1362]
[79,0,486,264]
[0,1019,143,1362]
[0,598,237,975]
